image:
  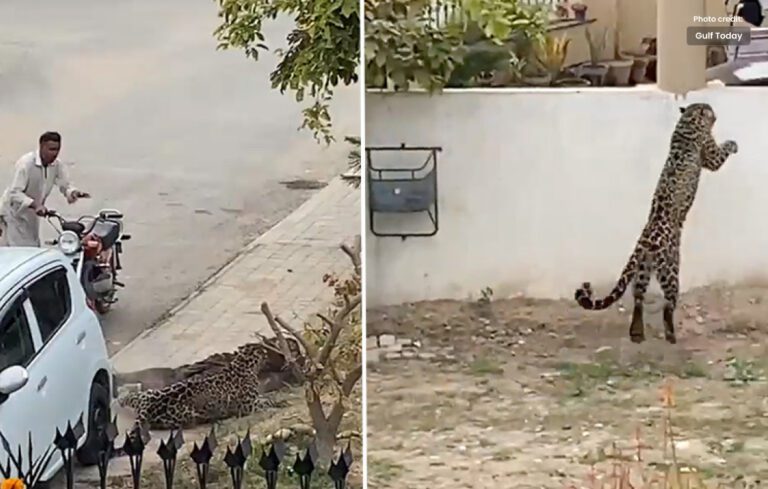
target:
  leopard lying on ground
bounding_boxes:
[575,103,738,344]
[118,337,304,430]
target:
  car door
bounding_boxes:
[0,291,52,474]
[25,266,89,439]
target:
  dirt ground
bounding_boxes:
[366,283,768,489]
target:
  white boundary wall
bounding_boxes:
[366,86,768,307]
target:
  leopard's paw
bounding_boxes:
[722,140,738,154]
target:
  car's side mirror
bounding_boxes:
[0,366,29,402]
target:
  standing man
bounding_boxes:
[0,131,90,247]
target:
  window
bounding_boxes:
[27,268,71,343]
[0,301,35,371]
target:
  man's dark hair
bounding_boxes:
[39,131,61,144]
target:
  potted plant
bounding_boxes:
[621,47,651,84]
[521,61,552,86]
[535,34,571,85]
[605,29,633,86]
[576,26,609,86]
[572,2,588,21]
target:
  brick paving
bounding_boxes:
[111,177,360,373]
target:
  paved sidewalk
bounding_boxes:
[111,177,360,373]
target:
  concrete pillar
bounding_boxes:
[657,0,706,94]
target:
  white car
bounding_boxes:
[0,247,116,482]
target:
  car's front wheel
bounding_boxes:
[76,381,111,466]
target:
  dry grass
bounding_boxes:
[569,380,738,489]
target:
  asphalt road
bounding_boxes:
[0,1,359,355]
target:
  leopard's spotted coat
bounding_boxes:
[118,337,303,430]
[575,103,738,344]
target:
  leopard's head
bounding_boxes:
[678,103,716,132]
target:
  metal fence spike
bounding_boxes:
[293,447,315,489]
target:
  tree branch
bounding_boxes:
[317,294,361,366]
[306,384,328,426]
[260,302,307,382]
[340,238,361,275]
[341,364,362,397]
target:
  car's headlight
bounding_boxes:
[58,231,81,255]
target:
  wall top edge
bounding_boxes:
[364,82,752,96]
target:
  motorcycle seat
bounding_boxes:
[91,219,121,249]
[62,221,86,235]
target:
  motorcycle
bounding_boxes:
[44,209,131,314]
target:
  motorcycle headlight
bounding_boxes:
[58,231,81,255]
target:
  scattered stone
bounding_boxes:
[402,351,416,359]
[367,349,381,363]
[384,352,402,361]
[695,315,705,325]
[366,336,378,349]
[562,425,572,431]
[413,339,423,348]
[479,318,491,326]
[418,352,437,360]
[379,334,396,347]
[396,337,413,346]
[595,346,614,356]
[386,343,403,354]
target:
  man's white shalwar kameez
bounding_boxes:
[0,151,79,247]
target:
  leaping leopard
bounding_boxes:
[575,103,738,344]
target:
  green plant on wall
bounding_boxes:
[535,34,570,83]
[365,0,547,90]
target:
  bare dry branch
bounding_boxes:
[317,313,336,330]
[317,294,361,366]
[275,315,317,359]
[261,302,306,382]
[341,244,361,275]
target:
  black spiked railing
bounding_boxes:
[293,442,318,489]
[189,427,217,489]
[328,443,354,489]
[258,439,286,489]
[96,417,119,489]
[121,423,152,489]
[157,430,184,489]
[54,415,85,489]
[0,425,356,489]
[223,429,251,489]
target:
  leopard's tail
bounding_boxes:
[574,243,642,310]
